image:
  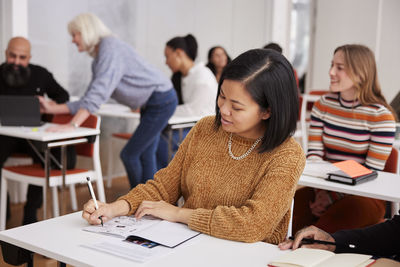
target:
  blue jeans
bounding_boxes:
[120,89,177,188]
[156,128,190,170]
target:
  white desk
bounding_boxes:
[0,123,99,142]
[0,124,100,221]
[299,171,400,215]
[0,212,286,267]
[97,103,202,127]
[97,103,202,161]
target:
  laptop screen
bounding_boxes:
[0,95,42,126]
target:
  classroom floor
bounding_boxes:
[0,176,130,267]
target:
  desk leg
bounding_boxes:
[43,149,49,220]
[60,146,67,216]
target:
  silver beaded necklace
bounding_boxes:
[228,133,262,160]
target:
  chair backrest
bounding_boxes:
[383,147,399,174]
[306,90,329,111]
[51,114,100,157]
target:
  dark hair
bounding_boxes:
[214,49,299,153]
[166,34,198,103]
[263,42,283,54]
[206,46,232,76]
[171,72,184,104]
[166,34,198,61]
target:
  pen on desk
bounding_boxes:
[86,177,104,227]
[288,236,356,249]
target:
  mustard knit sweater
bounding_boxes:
[120,116,305,244]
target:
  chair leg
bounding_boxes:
[0,176,8,230]
[107,137,114,188]
[69,185,77,211]
[18,182,28,203]
[42,186,47,220]
[51,187,59,217]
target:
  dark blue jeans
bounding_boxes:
[120,89,177,188]
[156,128,190,170]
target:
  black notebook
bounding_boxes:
[327,169,378,185]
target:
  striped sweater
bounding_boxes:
[308,93,395,170]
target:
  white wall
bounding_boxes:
[378,0,400,102]
[133,0,273,76]
[0,0,28,63]
[308,0,400,102]
[24,0,275,96]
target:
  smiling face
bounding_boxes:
[71,31,86,52]
[217,79,270,139]
[329,50,356,100]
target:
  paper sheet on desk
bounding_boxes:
[20,125,48,132]
[83,215,200,248]
[303,161,340,179]
[81,238,172,263]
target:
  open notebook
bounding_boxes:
[269,248,373,267]
[82,216,200,263]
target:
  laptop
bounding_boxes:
[0,95,42,126]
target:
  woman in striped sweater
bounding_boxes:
[293,44,396,234]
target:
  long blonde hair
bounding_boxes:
[68,13,111,57]
[334,44,396,119]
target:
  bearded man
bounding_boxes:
[0,37,74,225]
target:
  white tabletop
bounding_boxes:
[0,212,286,267]
[97,103,203,126]
[299,171,400,203]
[0,123,100,142]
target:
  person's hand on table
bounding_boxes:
[278,225,336,251]
[45,123,75,132]
[82,199,130,225]
[135,200,193,224]
[38,95,57,114]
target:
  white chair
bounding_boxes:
[4,154,32,203]
[287,198,295,239]
[299,91,329,149]
[0,114,105,230]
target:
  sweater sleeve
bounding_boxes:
[118,119,199,212]
[365,108,395,170]
[188,145,306,243]
[67,39,125,114]
[307,100,325,159]
[333,213,400,257]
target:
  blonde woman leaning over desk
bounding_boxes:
[82,49,305,244]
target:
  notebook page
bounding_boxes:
[134,220,200,248]
[315,253,372,267]
[270,248,334,267]
[82,215,160,239]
